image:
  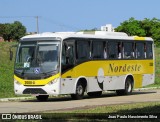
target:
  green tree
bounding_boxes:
[115,17,145,36]
[0,24,6,39]
[3,23,12,41]
[1,21,26,42]
[140,18,160,46]
[11,21,26,41]
[115,17,160,46]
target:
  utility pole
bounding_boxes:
[36,16,39,34]
[0,16,40,33]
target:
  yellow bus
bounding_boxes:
[12,31,154,101]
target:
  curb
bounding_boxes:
[0,87,159,102]
[0,97,34,102]
[134,87,159,91]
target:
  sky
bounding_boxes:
[0,0,160,33]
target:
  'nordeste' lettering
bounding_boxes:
[108,63,141,73]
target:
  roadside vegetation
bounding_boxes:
[155,47,160,86]
[64,102,160,113]
[0,42,17,98]
[42,102,160,121]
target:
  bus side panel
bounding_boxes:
[61,68,77,94]
[61,59,154,94]
[82,75,126,93]
[142,74,154,86]
[87,77,102,92]
[133,74,154,88]
[60,78,77,94]
[133,74,143,88]
[103,75,126,90]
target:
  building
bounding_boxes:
[101,24,115,32]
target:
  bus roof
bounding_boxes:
[21,31,153,41]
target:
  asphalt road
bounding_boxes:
[0,89,160,113]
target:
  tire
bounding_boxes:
[116,77,133,96]
[87,91,102,98]
[71,82,85,100]
[36,95,49,101]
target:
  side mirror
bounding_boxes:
[10,50,13,61]
[9,44,17,61]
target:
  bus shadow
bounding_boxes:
[21,90,157,102]
[86,90,156,99]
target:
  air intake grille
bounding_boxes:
[23,88,47,94]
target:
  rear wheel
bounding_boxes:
[116,77,133,96]
[36,95,49,101]
[71,82,85,100]
[87,91,102,98]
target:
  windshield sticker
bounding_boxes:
[24,62,30,68]
[34,67,41,74]
[15,63,23,68]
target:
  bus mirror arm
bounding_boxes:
[10,50,13,61]
[9,44,17,61]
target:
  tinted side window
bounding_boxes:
[76,40,90,62]
[92,41,104,59]
[61,41,75,72]
[123,42,134,59]
[146,42,153,59]
[136,43,145,59]
[108,42,118,59]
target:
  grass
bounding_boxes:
[146,47,160,87]
[0,42,160,98]
[155,47,160,86]
[41,102,160,121]
[0,42,17,98]
[62,102,160,113]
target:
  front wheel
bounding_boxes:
[116,77,133,96]
[36,95,49,101]
[71,82,85,100]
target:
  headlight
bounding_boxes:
[14,79,22,85]
[48,78,59,85]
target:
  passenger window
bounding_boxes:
[117,42,122,59]
[103,42,107,59]
[66,45,74,64]
[76,40,90,62]
[92,41,104,59]
[123,42,134,59]
[146,43,153,59]
[108,42,118,59]
[136,43,145,59]
[61,41,75,72]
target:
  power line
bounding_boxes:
[0,16,39,33]
[41,17,80,31]
[0,16,80,32]
[0,16,35,18]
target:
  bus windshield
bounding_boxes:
[15,41,60,79]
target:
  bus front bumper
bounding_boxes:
[14,78,60,95]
